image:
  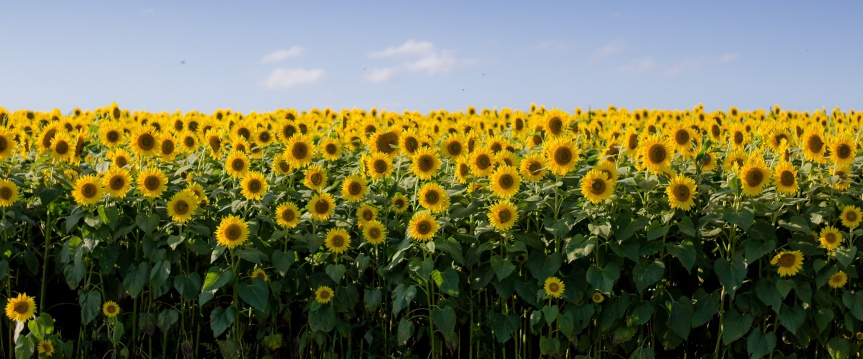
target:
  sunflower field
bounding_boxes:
[1,104,862,358]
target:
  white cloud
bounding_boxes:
[404,50,464,75]
[369,40,435,58]
[613,57,656,74]
[263,68,324,89]
[535,40,568,51]
[663,59,702,77]
[261,46,306,63]
[719,53,739,63]
[592,40,624,61]
[365,68,399,83]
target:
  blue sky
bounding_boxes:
[1,1,861,114]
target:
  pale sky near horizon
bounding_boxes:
[1,1,861,114]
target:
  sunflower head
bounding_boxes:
[543,109,570,137]
[770,250,804,277]
[841,205,862,229]
[544,137,579,176]
[666,174,696,211]
[818,226,843,251]
[285,134,315,168]
[315,286,334,304]
[470,146,496,177]
[307,193,336,221]
[489,165,521,199]
[580,169,614,204]
[73,175,104,206]
[251,268,269,282]
[829,271,848,289]
[639,134,672,174]
[131,127,158,157]
[440,134,466,159]
[0,179,20,208]
[773,162,798,196]
[488,200,518,231]
[5,293,36,322]
[592,292,604,303]
[318,137,343,161]
[240,171,269,201]
[340,175,368,202]
[103,301,120,318]
[362,220,387,245]
[102,167,132,198]
[302,164,328,191]
[225,151,250,178]
[137,167,168,198]
[391,193,409,213]
[740,157,771,197]
[543,277,565,299]
[216,215,249,249]
[366,152,393,180]
[37,339,55,356]
[275,202,301,229]
[418,182,450,213]
[167,191,198,223]
[411,147,442,180]
[408,211,439,241]
[325,228,351,254]
[370,129,400,155]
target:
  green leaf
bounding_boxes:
[834,246,857,268]
[564,235,595,261]
[79,289,102,325]
[615,215,650,241]
[669,296,693,339]
[150,259,171,288]
[98,205,120,229]
[431,305,457,344]
[308,305,335,332]
[633,260,665,292]
[646,223,671,241]
[827,337,851,359]
[392,284,417,316]
[542,304,559,325]
[665,241,696,271]
[271,250,295,277]
[397,318,414,345]
[746,328,776,359]
[630,301,654,326]
[174,273,202,301]
[841,291,863,321]
[27,313,54,341]
[325,264,346,284]
[158,309,180,332]
[490,313,520,343]
[691,291,720,328]
[815,307,835,333]
[14,334,34,359]
[434,238,464,265]
[722,308,752,344]
[630,347,655,359]
[491,255,516,281]
[123,262,150,299]
[210,306,237,337]
[723,207,754,231]
[136,212,160,234]
[755,278,782,312]
[586,262,620,293]
[364,287,382,312]
[238,278,269,312]
[779,216,811,233]
[677,216,696,237]
[433,268,460,296]
[527,251,563,281]
[200,267,234,306]
[539,336,561,355]
[715,255,747,299]
[609,237,640,262]
[777,304,805,335]
[235,248,267,264]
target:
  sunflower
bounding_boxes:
[362,220,387,245]
[98,124,124,149]
[224,151,250,178]
[284,134,314,168]
[440,134,466,159]
[72,175,104,206]
[773,162,798,195]
[519,152,547,182]
[829,134,856,167]
[740,157,771,197]
[102,167,132,198]
[102,301,120,318]
[391,193,409,213]
[37,339,55,356]
[185,183,207,205]
[315,286,334,304]
[668,123,698,158]
[0,127,17,160]
[137,167,168,198]
[543,109,570,138]
[4,293,36,322]
[178,131,198,153]
[469,146,496,177]
[766,127,792,152]
[398,129,422,156]
[840,205,862,229]
[701,151,718,172]
[303,164,328,191]
[251,268,269,282]
[487,200,518,231]
[325,228,351,254]
[639,134,672,174]
[408,211,439,241]
[828,165,853,191]
[580,169,614,204]
[591,292,604,304]
[38,123,60,153]
[307,192,336,221]
[240,171,268,200]
[205,129,223,159]
[167,191,198,223]
[311,137,340,162]
[275,202,301,229]
[107,148,132,168]
[340,175,368,202]
[543,137,580,176]
[365,152,393,181]
[593,161,619,182]
[156,133,177,161]
[418,183,450,213]
[770,250,804,277]
[829,271,848,289]
[453,156,471,184]
[819,226,843,251]
[215,215,249,249]
[0,179,19,207]
[666,174,696,211]
[488,165,521,199]
[130,127,158,157]
[543,277,565,299]
[50,131,75,162]
[369,129,401,155]
[271,153,293,175]
[800,128,827,163]
[407,147,440,180]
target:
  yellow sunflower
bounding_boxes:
[325,228,351,254]
[827,165,853,191]
[303,164,328,191]
[37,339,55,356]
[397,129,422,156]
[137,167,168,198]
[130,127,158,157]
[593,161,619,182]
[224,151,250,179]
[418,182,450,213]
[666,174,696,211]
[315,286,334,304]
[0,127,17,160]
[355,203,378,224]
[580,169,614,204]
[770,250,804,277]
[408,211,439,242]
[391,193,409,213]
[829,271,848,289]
[487,200,518,231]
[369,128,401,156]
[667,123,698,159]
[107,148,132,168]
[0,179,19,207]
[365,152,393,181]
[723,150,747,173]
[158,133,178,161]
[275,202,301,229]
[318,137,342,161]
[469,146,496,177]
[440,134,466,159]
[454,156,472,184]
[205,129,223,159]
[543,137,579,176]
[285,134,315,168]
[50,131,75,162]
[519,152,547,182]
[272,152,293,175]
[251,268,269,282]
[739,157,771,197]
[701,151,718,172]
[639,134,672,174]
[829,134,856,167]
[167,191,198,223]
[543,109,570,138]
[543,277,565,299]
[489,165,521,199]
[307,192,336,221]
[819,226,843,251]
[240,171,268,200]
[362,220,387,245]
[102,167,132,198]
[38,123,60,153]
[102,301,120,318]
[340,175,368,202]
[215,215,249,249]
[773,162,798,196]
[178,131,198,153]
[800,128,827,163]
[592,292,604,304]
[72,175,104,206]
[411,147,442,180]
[840,205,862,229]
[5,293,36,322]
[98,122,126,148]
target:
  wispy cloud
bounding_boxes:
[263,68,324,89]
[535,40,569,51]
[365,40,475,82]
[663,59,702,77]
[592,40,624,61]
[261,46,306,63]
[719,53,739,63]
[613,57,656,74]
